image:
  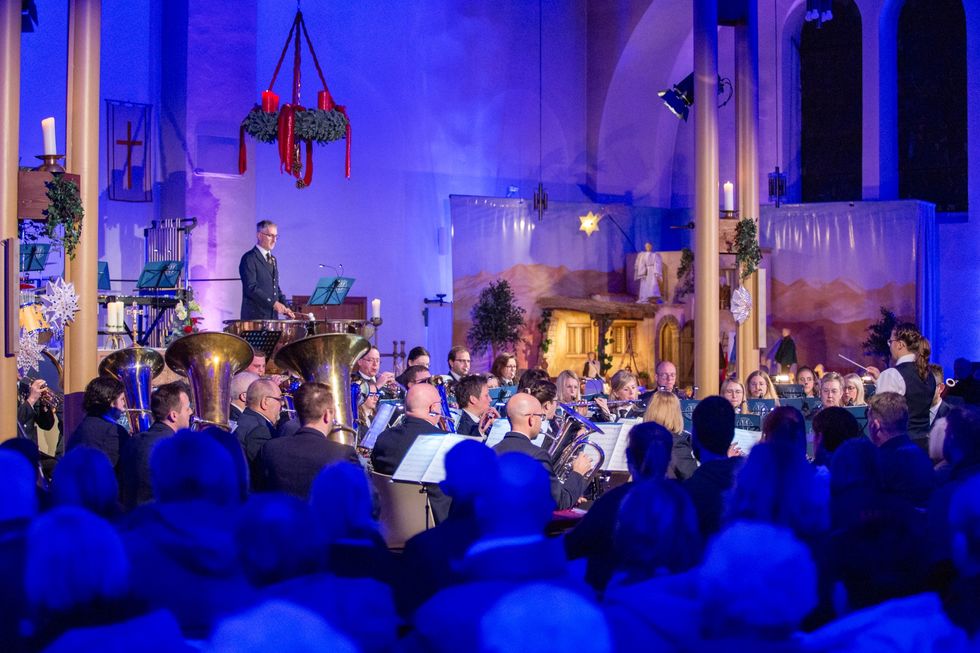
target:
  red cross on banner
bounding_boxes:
[106,100,152,202]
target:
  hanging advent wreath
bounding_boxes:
[239,9,351,188]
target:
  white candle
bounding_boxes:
[41,117,57,156]
[723,181,734,212]
[371,298,381,320]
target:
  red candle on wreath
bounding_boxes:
[262,90,280,113]
[317,89,335,111]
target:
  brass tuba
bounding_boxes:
[99,346,165,433]
[164,332,254,430]
[273,333,371,446]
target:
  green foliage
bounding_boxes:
[734,217,762,281]
[862,306,898,363]
[676,247,694,280]
[468,280,527,356]
[537,309,553,354]
[673,247,695,302]
[599,336,614,375]
[241,108,279,143]
[242,107,348,144]
[43,174,84,260]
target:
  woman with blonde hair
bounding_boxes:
[721,378,747,414]
[643,390,696,480]
[746,370,781,405]
[594,370,643,420]
[842,373,866,407]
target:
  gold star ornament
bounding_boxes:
[579,211,601,236]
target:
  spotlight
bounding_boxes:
[658,73,734,121]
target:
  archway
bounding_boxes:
[656,315,681,370]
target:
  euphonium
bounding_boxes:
[99,346,165,433]
[554,435,605,484]
[273,333,371,446]
[551,403,605,483]
[164,332,254,430]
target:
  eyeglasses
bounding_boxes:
[523,412,547,420]
[259,231,279,239]
[265,395,285,404]
[454,358,472,364]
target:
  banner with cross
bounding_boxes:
[106,99,152,202]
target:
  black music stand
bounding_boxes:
[20,243,50,272]
[237,329,282,359]
[309,276,356,306]
[134,260,182,345]
[97,261,111,291]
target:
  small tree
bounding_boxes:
[468,280,526,357]
[862,306,898,368]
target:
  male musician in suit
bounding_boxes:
[239,219,296,320]
[16,377,55,444]
[492,393,591,510]
[446,346,471,383]
[355,346,398,399]
[119,381,194,508]
[259,382,359,498]
[229,371,259,431]
[371,383,446,475]
[234,378,283,478]
[455,374,496,438]
[67,376,130,469]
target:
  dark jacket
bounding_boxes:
[370,415,445,475]
[239,246,286,320]
[670,431,698,480]
[456,410,481,437]
[119,422,176,509]
[896,361,937,441]
[229,404,243,429]
[68,414,131,469]
[492,431,588,510]
[17,400,55,444]
[683,457,742,538]
[877,433,935,509]
[233,408,276,464]
[259,427,359,498]
[564,480,633,590]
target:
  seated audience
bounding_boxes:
[51,446,120,520]
[684,396,741,538]
[228,370,259,430]
[371,382,446,475]
[259,383,358,498]
[455,374,496,437]
[747,369,781,405]
[199,425,250,503]
[928,405,980,564]
[643,390,697,480]
[119,381,193,509]
[760,405,808,456]
[67,376,130,469]
[208,601,357,653]
[797,366,819,398]
[929,363,953,427]
[812,406,863,468]
[491,352,519,387]
[820,372,845,408]
[867,392,935,510]
[565,422,673,591]
[119,431,254,639]
[843,372,867,407]
[721,378,746,413]
[234,377,282,480]
[493,392,590,509]
[0,451,38,651]
[944,475,980,642]
[235,492,396,652]
[25,507,188,652]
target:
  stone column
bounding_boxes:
[0,2,21,439]
[694,0,721,396]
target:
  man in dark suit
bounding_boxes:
[492,393,591,510]
[228,371,259,431]
[868,391,935,510]
[683,395,742,539]
[233,377,282,488]
[239,219,296,320]
[67,376,131,470]
[259,382,359,498]
[16,377,55,443]
[119,381,194,508]
[371,382,446,475]
[454,374,496,438]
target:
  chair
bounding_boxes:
[369,471,429,549]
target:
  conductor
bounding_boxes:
[240,220,296,319]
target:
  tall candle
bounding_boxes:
[371,298,381,320]
[723,181,735,212]
[41,117,56,156]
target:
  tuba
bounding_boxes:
[164,332,254,430]
[273,333,371,446]
[99,346,165,433]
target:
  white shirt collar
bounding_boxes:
[896,354,916,365]
[257,244,272,258]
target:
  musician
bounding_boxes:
[721,378,747,413]
[593,370,643,421]
[517,368,550,393]
[746,370,781,405]
[371,383,447,475]
[407,346,431,369]
[819,372,844,408]
[16,377,56,444]
[928,364,952,427]
[492,393,590,510]
[796,366,819,398]
[866,323,936,443]
[239,219,295,320]
[455,375,497,438]
[843,372,867,407]
[245,351,266,376]
[446,346,471,383]
[119,381,193,508]
[234,379,284,483]
[66,377,130,469]
[655,360,685,397]
[355,346,398,399]
[229,371,260,429]
[490,353,518,387]
[398,364,432,390]
[524,380,559,442]
[258,382,359,498]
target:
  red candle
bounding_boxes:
[318,89,334,111]
[261,90,280,113]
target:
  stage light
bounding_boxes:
[658,73,734,121]
[579,211,601,237]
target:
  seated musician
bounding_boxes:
[245,351,266,376]
[66,376,130,470]
[556,370,589,418]
[747,370,781,406]
[396,363,432,390]
[524,380,560,444]
[406,346,431,369]
[258,382,358,499]
[819,372,844,408]
[485,374,500,390]
[16,377,56,444]
[593,370,643,422]
[843,372,867,407]
[655,360,685,398]
[492,393,591,510]
[357,381,381,438]
[721,378,747,413]
[446,346,471,383]
[517,368,550,392]
[229,371,259,429]
[455,375,498,438]
[371,383,447,475]
[355,346,398,400]
[490,353,519,388]
[796,366,819,398]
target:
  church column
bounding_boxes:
[64,0,101,401]
[694,0,721,396]
[0,1,21,438]
[736,1,760,381]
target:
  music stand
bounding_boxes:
[97,261,111,291]
[137,260,182,289]
[20,243,50,272]
[236,330,282,359]
[309,276,356,306]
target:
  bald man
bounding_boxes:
[371,382,447,475]
[234,378,283,481]
[229,371,260,429]
[493,393,592,509]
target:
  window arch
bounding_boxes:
[897,0,967,212]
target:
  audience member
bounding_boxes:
[259,383,358,498]
[928,405,980,564]
[867,392,935,509]
[643,390,697,480]
[760,405,808,456]
[66,376,130,469]
[199,425,250,502]
[371,382,446,475]
[929,364,953,427]
[207,601,357,653]
[812,406,863,468]
[51,446,120,520]
[684,396,741,538]
[0,450,38,651]
[944,474,980,641]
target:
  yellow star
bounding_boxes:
[579,211,601,236]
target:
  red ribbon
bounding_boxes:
[336,105,351,179]
[303,140,314,187]
[238,122,248,175]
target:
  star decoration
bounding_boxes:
[17,330,44,374]
[579,211,601,236]
[42,277,80,335]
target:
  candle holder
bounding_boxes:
[35,154,66,174]
[368,316,383,345]
[720,209,739,220]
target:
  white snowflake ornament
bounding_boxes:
[43,277,80,334]
[731,285,752,325]
[17,330,44,374]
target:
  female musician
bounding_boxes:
[796,366,819,398]
[556,369,589,418]
[406,346,430,369]
[819,372,845,408]
[67,377,130,468]
[842,373,867,407]
[642,390,696,480]
[721,378,747,413]
[746,370,781,405]
[866,323,936,441]
[491,353,519,387]
[593,370,643,421]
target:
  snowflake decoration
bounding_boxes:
[731,285,752,325]
[42,277,80,335]
[17,330,44,374]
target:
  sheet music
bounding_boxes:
[605,418,639,472]
[483,419,511,448]
[392,434,471,483]
[732,428,762,454]
[584,423,620,472]
[360,402,396,450]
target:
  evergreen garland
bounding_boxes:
[537,309,553,355]
[734,218,762,281]
[241,107,348,144]
[43,174,84,260]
